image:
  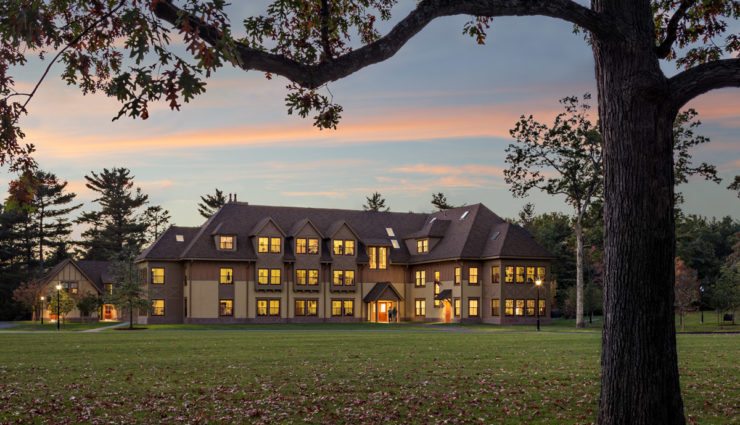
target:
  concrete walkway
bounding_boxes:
[0,322,17,329]
[82,322,129,332]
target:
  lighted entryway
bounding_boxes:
[364,282,403,323]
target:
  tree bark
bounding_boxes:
[593,2,684,424]
[575,218,585,328]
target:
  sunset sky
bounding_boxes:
[2,3,738,228]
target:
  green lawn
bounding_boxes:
[0,321,122,332]
[0,327,736,424]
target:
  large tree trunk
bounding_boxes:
[575,218,585,328]
[593,2,684,424]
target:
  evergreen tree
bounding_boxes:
[0,205,26,320]
[142,205,171,243]
[197,188,226,219]
[106,249,150,329]
[517,203,536,231]
[363,192,389,212]
[430,193,454,210]
[729,176,740,199]
[77,168,148,260]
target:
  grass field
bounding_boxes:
[0,320,737,424]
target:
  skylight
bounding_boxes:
[460,211,469,220]
[491,231,501,241]
[430,217,437,224]
[386,227,395,237]
[175,235,185,242]
[391,239,400,249]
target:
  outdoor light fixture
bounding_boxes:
[39,296,45,325]
[535,278,543,332]
[55,284,62,331]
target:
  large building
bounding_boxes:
[134,202,554,325]
[39,259,120,321]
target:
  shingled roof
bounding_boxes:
[136,202,553,264]
[39,259,114,293]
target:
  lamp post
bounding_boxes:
[40,296,45,325]
[699,285,705,324]
[55,284,62,331]
[535,278,543,331]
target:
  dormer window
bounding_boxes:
[296,238,319,255]
[333,239,355,256]
[417,239,429,254]
[218,235,235,251]
[258,237,281,253]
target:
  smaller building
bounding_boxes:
[39,259,119,322]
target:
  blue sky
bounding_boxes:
[2,4,738,228]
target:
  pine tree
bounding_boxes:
[431,193,454,211]
[363,192,389,212]
[142,205,171,243]
[78,168,149,260]
[197,188,226,219]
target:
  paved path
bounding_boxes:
[0,322,17,329]
[82,322,129,332]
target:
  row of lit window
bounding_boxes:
[492,299,546,316]
[414,298,480,317]
[495,266,546,284]
[256,299,354,317]
[218,235,368,258]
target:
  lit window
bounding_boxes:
[434,282,441,307]
[415,270,426,287]
[308,270,319,285]
[369,247,377,269]
[344,240,355,256]
[345,270,355,285]
[105,283,113,295]
[516,266,525,284]
[505,266,514,283]
[417,239,429,253]
[296,269,307,285]
[454,298,460,317]
[257,299,280,316]
[515,299,525,316]
[415,299,426,317]
[492,266,500,284]
[526,299,535,316]
[296,238,307,254]
[343,300,354,316]
[333,270,355,286]
[219,235,234,250]
[491,299,500,316]
[434,271,440,282]
[468,298,479,317]
[219,299,233,316]
[333,240,343,255]
[270,237,281,253]
[537,267,546,281]
[308,238,319,254]
[151,299,165,316]
[331,300,342,316]
[378,247,387,269]
[270,269,281,285]
[151,268,165,284]
[333,270,343,285]
[505,299,514,316]
[258,237,269,253]
[295,299,318,316]
[538,300,546,316]
[454,267,461,285]
[526,267,536,283]
[469,267,479,285]
[258,269,269,285]
[63,282,79,294]
[220,268,233,285]
[269,300,280,316]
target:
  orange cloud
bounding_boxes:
[392,163,505,177]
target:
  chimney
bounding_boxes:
[228,193,233,203]
[234,194,237,202]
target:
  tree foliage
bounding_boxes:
[142,205,171,243]
[106,249,149,329]
[46,288,76,322]
[197,188,226,219]
[76,292,101,321]
[363,191,389,212]
[430,192,454,211]
[77,167,148,260]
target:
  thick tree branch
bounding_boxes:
[152,0,622,88]
[655,0,696,59]
[669,59,740,111]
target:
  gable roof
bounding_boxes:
[363,282,403,302]
[137,202,553,263]
[40,259,113,293]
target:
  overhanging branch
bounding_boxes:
[669,59,740,111]
[152,0,622,88]
[655,0,696,59]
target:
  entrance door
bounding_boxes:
[103,304,114,320]
[378,302,389,322]
[444,301,452,323]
